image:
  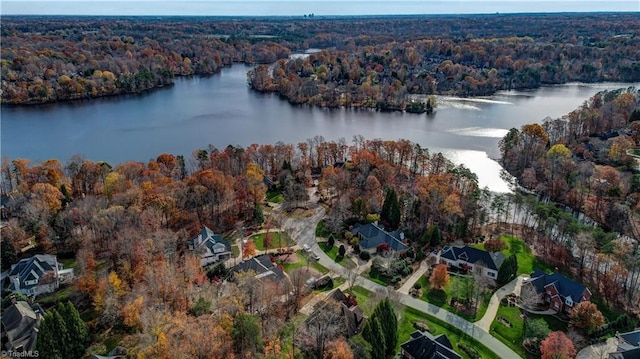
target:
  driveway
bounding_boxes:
[576,337,618,359]
[277,198,523,359]
[475,275,525,331]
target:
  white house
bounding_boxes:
[189,226,232,266]
[439,246,505,280]
[7,254,63,297]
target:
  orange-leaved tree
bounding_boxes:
[540,331,576,359]
[429,264,450,290]
[569,301,605,333]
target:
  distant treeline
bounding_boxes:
[2,13,639,106]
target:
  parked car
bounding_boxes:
[311,252,320,260]
[303,244,311,252]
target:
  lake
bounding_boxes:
[1,64,635,192]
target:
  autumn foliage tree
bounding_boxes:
[569,301,605,333]
[540,331,576,359]
[429,264,450,290]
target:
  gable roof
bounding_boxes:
[351,223,408,251]
[190,226,231,253]
[230,254,286,282]
[401,330,462,359]
[529,270,590,302]
[618,329,640,351]
[8,254,58,290]
[440,246,505,271]
[1,301,41,351]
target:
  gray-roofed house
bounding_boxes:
[229,254,287,283]
[351,222,409,253]
[1,301,43,352]
[439,245,505,280]
[400,330,462,359]
[523,270,591,314]
[609,329,640,359]
[327,289,366,337]
[8,254,61,297]
[189,226,232,266]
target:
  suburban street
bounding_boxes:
[275,193,523,359]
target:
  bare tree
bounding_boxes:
[520,283,542,312]
[347,265,359,295]
[297,300,346,358]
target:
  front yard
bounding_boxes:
[250,231,293,250]
[280,251,329,274]
[490,304,568,359]
[416,274,491,322]
[399,307,500,359]
[319,242,357,269]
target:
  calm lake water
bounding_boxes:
[1,64,635,192]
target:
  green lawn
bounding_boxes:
[231,245,240,257]
[315,220,332,237]
[490,305,569,358]
[250,231,292,250]
[266,189,284,203]
[365,270,392,286]
[315,277,346,293]
[281,251,329,274]
[417,275,491,322]
[400,307,500,359]
[350,285,374,314]
[319,242,357,269]
[476,236,553,275]
[59,257,77,270]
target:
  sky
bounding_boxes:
[1,0,638,16]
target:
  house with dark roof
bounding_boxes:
[1,301,43,352]
[351,222,409,253]
[400,330,461,359]
[327,289,366,337]
[524,270,591,314]
[439,246,505,280]
[609,329,640,359]
[229,254,286,283]
[8,254,61,297]
[188,226,232,266]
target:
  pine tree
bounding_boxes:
[381,188,400,230]
[429,225,442,247]
[497,254,518,284]
[36,310,67,359]
[57,301,89,358]
[362,316,386,359]
[373,298,398,356]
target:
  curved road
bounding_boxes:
[275,197,522,359]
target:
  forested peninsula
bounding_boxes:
[2,13,639,109]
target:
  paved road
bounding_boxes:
[279,202,523,359]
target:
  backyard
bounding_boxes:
[473,235,553,275]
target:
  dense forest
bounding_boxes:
[2,13,640,108]
[0,138,484,358]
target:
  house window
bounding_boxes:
[553,302,559,309]
[488,272,495,278]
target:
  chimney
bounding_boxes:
[400,232,405,240]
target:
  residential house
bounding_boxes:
[229,254,286,283]
[327,289,366,337]
[8,254,62,297]
[439,246,505,280]
[608,329,640,359]
[1,301,43,352]
[400,330,462,359]
[189,226,232,266]
[524,270,591,314]
[351,222,409,253]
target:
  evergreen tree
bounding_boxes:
[497,254,518,284]
[232,313,263,354]
[327,234,335,249]
[429,225,442,247]
[373,298,398,356]
[361,316,386,359]
[338,244,346,257]
[349,334,372,359]
[380,188,401,230]
[37,301,89,359]
[57,301,89,358]
[253,203,264,224]
[36,310,67,359]
[1,240,17,271]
